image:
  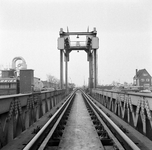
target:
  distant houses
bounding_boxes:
[133,69,152,88]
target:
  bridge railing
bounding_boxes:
[92,88,152,141]
[0,89,67,148]
[70,41,86,47]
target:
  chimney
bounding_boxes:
[135,69,138,86]
[136,69,138,76]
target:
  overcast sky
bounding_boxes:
[0,0,152,86]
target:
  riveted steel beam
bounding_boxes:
[60,32,96,36]
[68,46,88,51]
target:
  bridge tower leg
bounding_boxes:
[93,49,98,88]
[65,53,69,94]
[88,53,93,90]
[60,50,63,89]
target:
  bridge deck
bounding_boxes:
[58,91,103,150]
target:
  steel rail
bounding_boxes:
[82,90,141,150]
[38,92,75,150]
[82,93,125,150]
[23,91,76,150]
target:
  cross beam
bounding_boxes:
[60,31,96,36]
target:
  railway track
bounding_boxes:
[23,89,141,150]
[81,90,140,150]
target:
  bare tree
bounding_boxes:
[46,74,60,89]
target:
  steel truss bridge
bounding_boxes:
[0,28,152,150]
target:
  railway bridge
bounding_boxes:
[0,28,152,150]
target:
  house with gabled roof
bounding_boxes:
[133,69,152,88]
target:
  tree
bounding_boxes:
[112,81,116,86]
[124,82,128,86]
[46,74,60,89]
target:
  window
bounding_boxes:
[146,78,150,82]
[141,79,144,82]
[143,73,148,76]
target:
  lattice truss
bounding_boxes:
[0,96,38,148]
[93,90,152,135]
[109,93,152,134]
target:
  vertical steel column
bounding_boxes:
[94,49,98,88]
[92,52,94,88]
[89,54,91,88]
[65,55,68,94]
[60,50,63,89]
[89,54,93,89]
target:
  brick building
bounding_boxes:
[133,69,152,88]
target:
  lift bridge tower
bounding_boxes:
[58,28,99,92]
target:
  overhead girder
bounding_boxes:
[64,36,92,52]
[60,31,96,36]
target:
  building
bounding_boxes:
[133,69,152,88]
